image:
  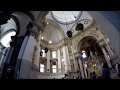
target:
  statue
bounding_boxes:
[90,51,94,58]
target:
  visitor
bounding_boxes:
[92,71,97,79]
[80,76,83,79]
[116,63,119,74]
[77,76,80,79]
[88,72,93,79]
[73,76,75,79]
[102,63,111,79]
[116,63,120,77]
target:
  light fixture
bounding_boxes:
[82,50,87,58]
[75,23,84,31]
[44,47,48,53]
[61,58,64,62]
[40,51,43,57]
[49,40,52,44]
[93,64,96,69]
[71,11,84,31]
[41,36,44,40]
[84,64,87,68]
[46,19,52,44]
[82,50,85,53]
[66,31,72,38]
[61,11,73,38]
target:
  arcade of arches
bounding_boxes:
[0,11,120,79]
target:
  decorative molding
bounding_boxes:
[71,22,107,53]
[27,22,41,40]
[40,39,65,49]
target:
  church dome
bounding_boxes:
[40,19,65,44]
[51,11,82,24]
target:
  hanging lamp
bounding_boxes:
[44,47,48,53]
[62,11,72,38]
[71,11,84,31]
[40,50,43,57]
[66,30,72,38]
[75,23,84,31]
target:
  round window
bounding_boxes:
[51,11,82,24]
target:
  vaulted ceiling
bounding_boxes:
[100,11,120,32]
[41,11,93,44]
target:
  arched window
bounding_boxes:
[40,60,45,73]
[51,60,57,73]
[52,65,57,73]
[52,51,57,58]
[41,49,46,57]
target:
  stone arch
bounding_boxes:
[77,36,98,53]
[77,36,106,77]
[75,34,99,53]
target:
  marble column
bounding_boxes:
[34,35,41,68]
[66,45,71,72]
[19,35,36,79]
[71,45,77,72]
[63,45,69,73]
[47,50,50,73]
[18,22,41,79]
[104,40,114,58]
[83,64,88,78]
[101,45,112,68]
[57,49,62,73]
[78,58,85,79]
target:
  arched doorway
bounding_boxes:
[78,36,106,78]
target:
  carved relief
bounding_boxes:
[72,26,101,53]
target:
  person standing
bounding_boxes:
[116,63,119,74]
[92,71,97,79]
[88,72,93,79]
[102,63,111,79]
[117,63,120,77]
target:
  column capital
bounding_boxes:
[26,22,42,39]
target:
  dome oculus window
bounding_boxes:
[51,11,82,24]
